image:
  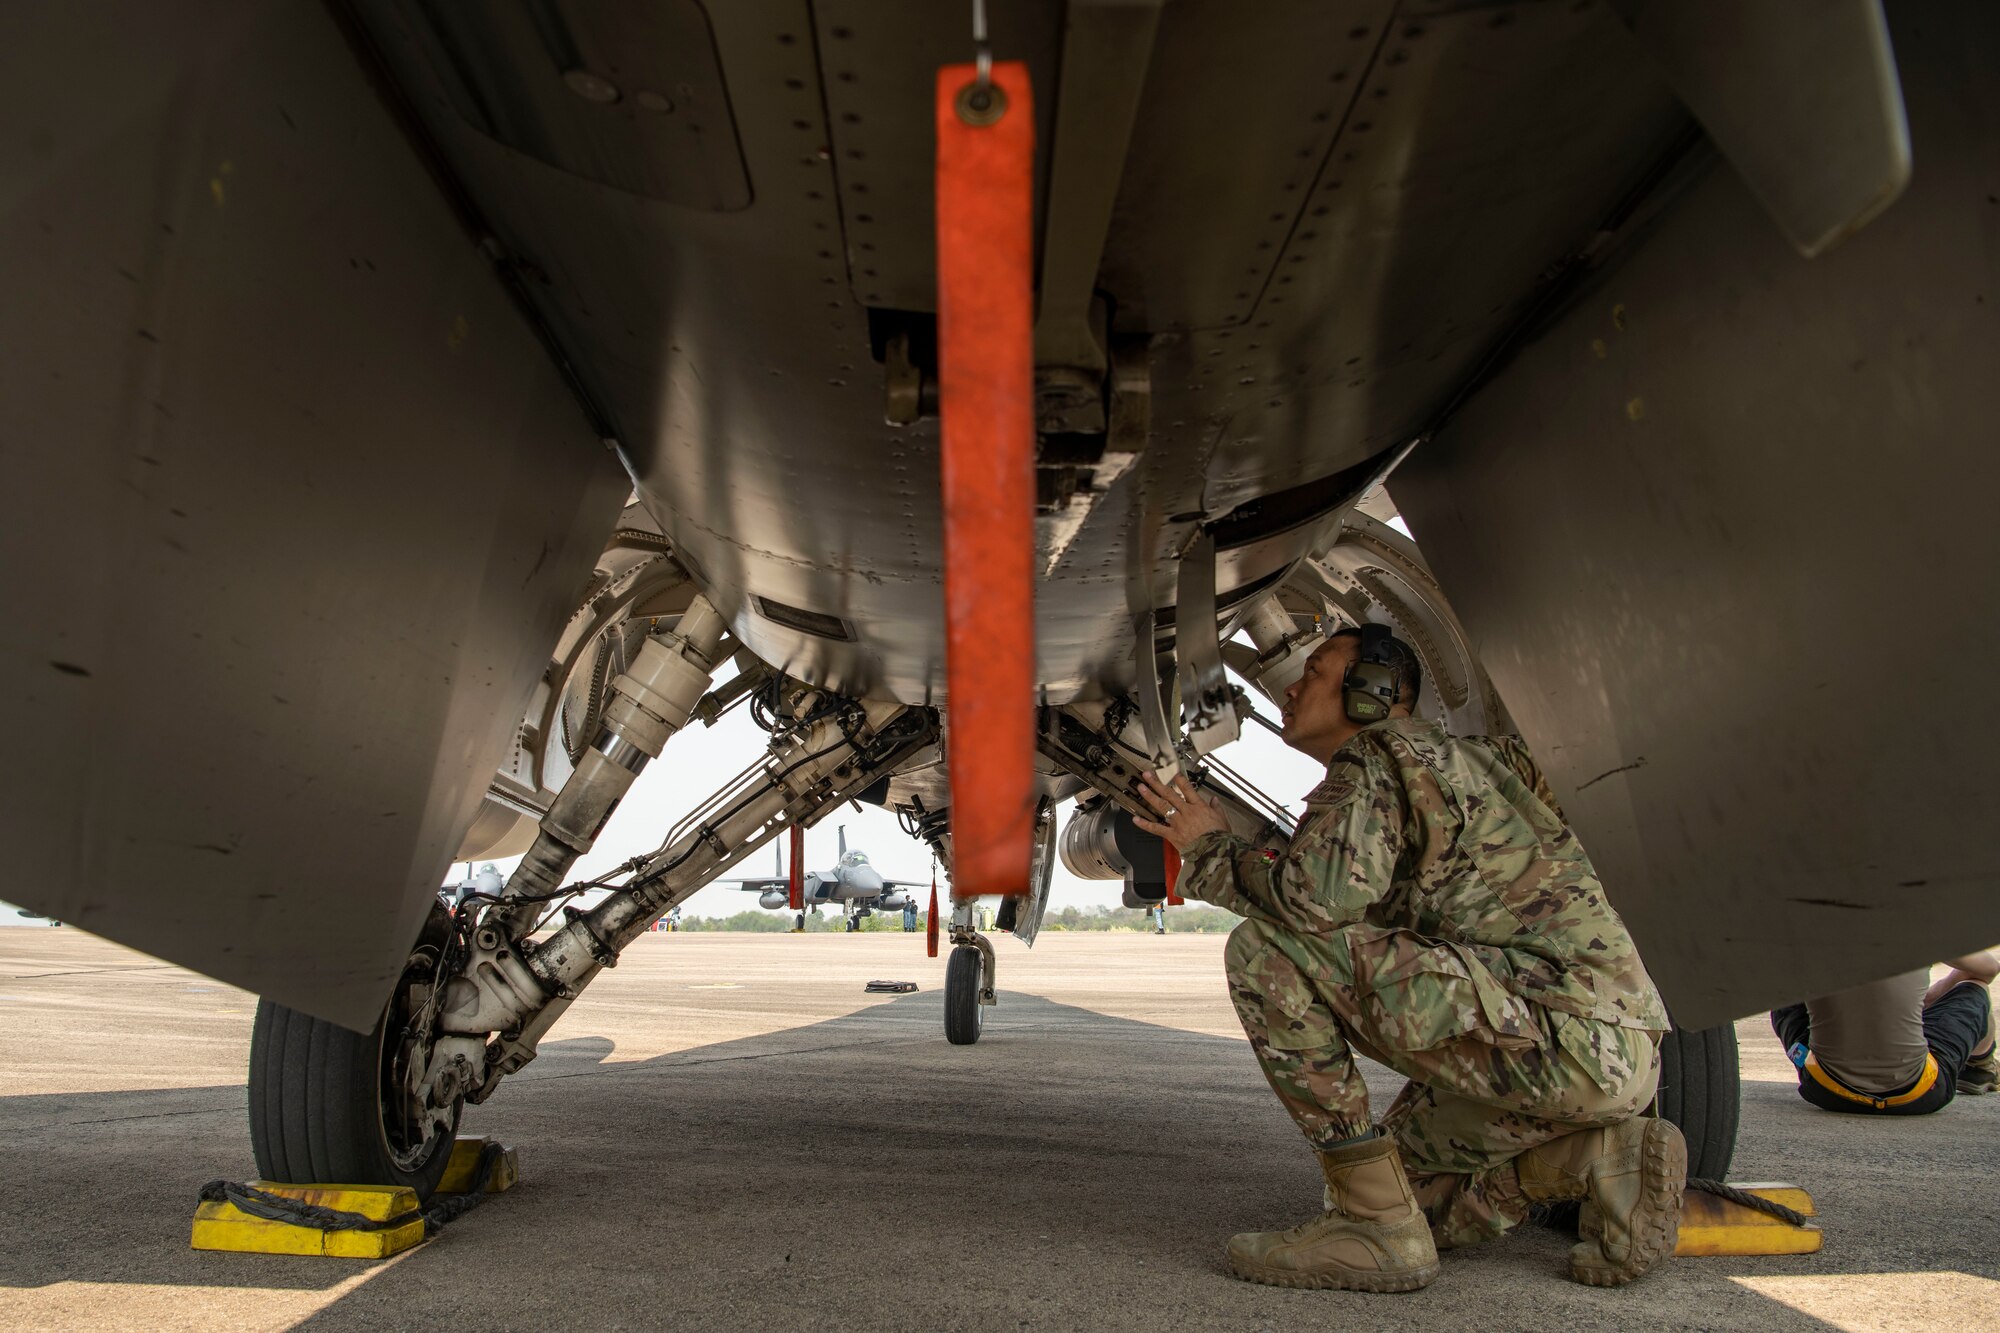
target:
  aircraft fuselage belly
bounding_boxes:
[1393,0,2000,1028]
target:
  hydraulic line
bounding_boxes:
[530,704,937,992]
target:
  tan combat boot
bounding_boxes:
[1515,1116,1686,1286]
[1224,1134,1441,1293]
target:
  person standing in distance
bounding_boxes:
[1137,625,1681,1292]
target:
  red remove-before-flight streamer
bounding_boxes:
[934,61,1035,898]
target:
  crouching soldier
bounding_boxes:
[1138,626,1681,1292]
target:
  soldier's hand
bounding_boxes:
[1133,770,1231,852]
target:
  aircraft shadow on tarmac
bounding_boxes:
[2,992,1992,1330]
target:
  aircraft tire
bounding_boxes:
[247,907,461,1200]
[1654,1020,1740,1182]
[944,945,983,1045]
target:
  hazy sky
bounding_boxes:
[452,683,1325,921]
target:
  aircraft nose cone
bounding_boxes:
[855,868,884,893]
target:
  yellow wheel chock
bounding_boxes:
[1675,1181,1822,1256]
[191,1137,516,1258]
[437,1135,519,1195]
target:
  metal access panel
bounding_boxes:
[1392,0,2000,1029]
[0,2,629,1029]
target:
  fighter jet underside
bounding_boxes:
[6,1,1998,1196]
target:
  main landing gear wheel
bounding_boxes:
[247,905,463,1201]
[944,944,984,1045]
[1655,1020,1741,1181]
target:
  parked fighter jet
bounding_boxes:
[440,863,506,914]
[723,827,922,931]
[9,1,1998,1206]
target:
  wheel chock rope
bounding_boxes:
[1687,1177,1811,1228]
[1676,1179,1822,1257]
[193,1139,511,1256]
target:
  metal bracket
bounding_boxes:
[1173,530,1238,753]
[958,930,998,1006]
[1128,607,1178,777]
[1037,705,1294,854]
[883,330,922,426]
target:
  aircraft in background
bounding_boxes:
[440,863,507,915]
[723,827,923,932]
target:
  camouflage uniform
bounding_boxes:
[1180,718,1670,1247]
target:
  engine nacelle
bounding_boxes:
[757,889,789,910]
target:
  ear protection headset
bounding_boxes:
[1341,623,1403,724]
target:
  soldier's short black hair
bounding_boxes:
[1326,626,1423,712]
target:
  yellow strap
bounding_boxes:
[1803,1051,1939,1109]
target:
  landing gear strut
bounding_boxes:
[246,676,938,1195]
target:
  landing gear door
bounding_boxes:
[996,798,1058,946]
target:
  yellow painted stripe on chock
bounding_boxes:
[1676,1182,1823,1257]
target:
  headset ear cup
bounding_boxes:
[1343,662,1395,723]
[1342,624,1401,724]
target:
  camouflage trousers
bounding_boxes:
[1225,916,1661,1247]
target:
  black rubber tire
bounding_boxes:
[944,945,984,1045]
[248,908,460,1200]
[1654,1021,1741,1181]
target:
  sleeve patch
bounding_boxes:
[1303,778,1357,807]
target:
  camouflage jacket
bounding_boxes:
[1181,718,1669,1032]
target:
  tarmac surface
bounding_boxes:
[2,927,1995,1331]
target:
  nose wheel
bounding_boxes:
[943,931,996,1045]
